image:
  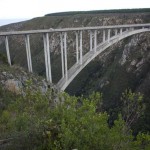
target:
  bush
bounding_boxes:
[0,84,150,150]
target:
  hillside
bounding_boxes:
[0,9,150,134]
[45,8,150,16]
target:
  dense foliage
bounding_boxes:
[0,82,150,150]
[0,53,7,64]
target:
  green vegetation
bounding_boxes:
[45,8,150,17]
[0,82,150,150]
[0,52,7,64]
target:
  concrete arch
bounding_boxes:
[57,28,150,91]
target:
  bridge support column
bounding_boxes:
[25,34,32,73]
[80,31,83,65]
[5,36,11,66]
[103,30,106,42]
[90,30,93,51]
[64,32,68,80]
[60,32,68,80]
[75,32,79,63]
[126,28,129,31]
[120,28,123,35]
[60,33,65,78]
[108,29,110,42]
[115,29,118,36]
[129,27,134,31]
[43,34,49,81]
[94,30,97,52]
[46,33,52,83]
[43,33,52,83]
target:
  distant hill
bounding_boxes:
[45,8,150,17]
[0,19,29,26]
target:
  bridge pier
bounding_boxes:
[25,34,32,73]
[94,30,97,52]
[103,30,106,42]
[108,29,111,42]
[80,31,83,65]
[60,33,65,78]
[120,28,123,35]
[90,30,93,51]
[89,30,97,52]
[43,34,48,81]
[43,33,52,83]
[60,32,68,80]
[115,29,118,36]
[5,36,11,66]
[75,32,79,63]
[75,31,83,65]
[129,27,134,31]
[64,32,68,80]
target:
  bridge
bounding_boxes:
[0,23,150,91]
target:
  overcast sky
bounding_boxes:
[0,0,149,26]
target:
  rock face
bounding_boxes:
[5,79,22,94]
[0,65,56,95]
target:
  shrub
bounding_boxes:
[0,84,149,150]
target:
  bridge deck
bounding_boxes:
[0,23,150,36]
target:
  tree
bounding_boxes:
[121,89,145,130]
[0,84,149,150]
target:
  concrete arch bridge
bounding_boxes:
[0,23,150,91]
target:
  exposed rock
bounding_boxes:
[2,72,7,76]
[130,60,137,66]
[0,64,58,96]
[119,36,140,65]
[40,80,48,93]
[119,43,131,65]
[99,79,110,88]
[127,60,137,72]
[136,59,144,68]
[5,79,22,94]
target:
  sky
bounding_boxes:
[0,0,149,26]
